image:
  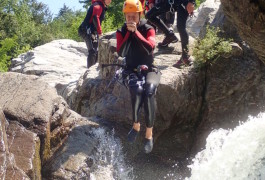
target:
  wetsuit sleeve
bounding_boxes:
[134,28,155,54]
[116,30,131,56]
[91,4,103,35]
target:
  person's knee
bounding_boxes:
[145,83,157,97]
[130,85,144,96]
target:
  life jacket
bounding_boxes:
[118,19,155,70]
[80,0,106,33]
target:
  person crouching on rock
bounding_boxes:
[78,0,111,68]
[116,0,161,154]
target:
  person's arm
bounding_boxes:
[91,4,103,35]
[134,28,156,55]
[183,0,195,14]
[116,30,131,56]
[148,0,155,9]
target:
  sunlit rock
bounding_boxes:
[10,39,88,93]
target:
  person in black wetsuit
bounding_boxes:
[78,0,111,68]
[146,0,195,68]
[116,0,161,153]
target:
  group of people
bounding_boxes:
[79,0,194,153]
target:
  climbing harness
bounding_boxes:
[101,58,149,89]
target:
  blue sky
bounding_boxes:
[39,0,86,16]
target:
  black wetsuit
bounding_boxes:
[146,0,195,58]
[78,0,107,68]
[116,19,161,127]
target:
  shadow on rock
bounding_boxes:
[42,119,133,180]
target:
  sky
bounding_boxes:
[39,0,86,16]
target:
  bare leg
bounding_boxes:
[145,127,153,139]
[133,122,140,131]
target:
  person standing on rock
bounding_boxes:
[78,0,111,68]
[116,0,161,153]
[145,0,195,68]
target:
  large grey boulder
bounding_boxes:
[0,72,103,179]
[186,0,221,38]
[0,72,85,165]
[10,39,88,95]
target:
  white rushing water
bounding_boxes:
[89,128,133,180]
[187,113,265,180]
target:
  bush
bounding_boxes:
[193,26,232,68]
[195,0,206,8]
[0,37,30,72]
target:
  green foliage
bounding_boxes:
[48,10,85,41]
[0,0,125,72]
[193,26,232,68]
[103,0,125,32]
[195,0,206,8]
[56,4,73,19]
[0,36,30,72]
[79,0,125,33]
[79,0,90,8]
[0,38,15,72]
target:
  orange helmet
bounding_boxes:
[123,0,143,13]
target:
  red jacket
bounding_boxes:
[89,0,106,35]
[116,19,156,70]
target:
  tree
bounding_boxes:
[79,0,90,8]
[57,4,73,18]
[28,0,52,24]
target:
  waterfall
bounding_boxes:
[89,128,133,180]
[186,113,265,180]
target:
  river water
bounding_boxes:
[187,113,265,180]
[89,113,265,179]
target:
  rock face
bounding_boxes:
[0,72,97,179]
[0,72,68,163]
[0,109,32,180]
[186,0,221,37]
[221,0,265,64]
[42,120,98,179]
[7,121,41,179]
